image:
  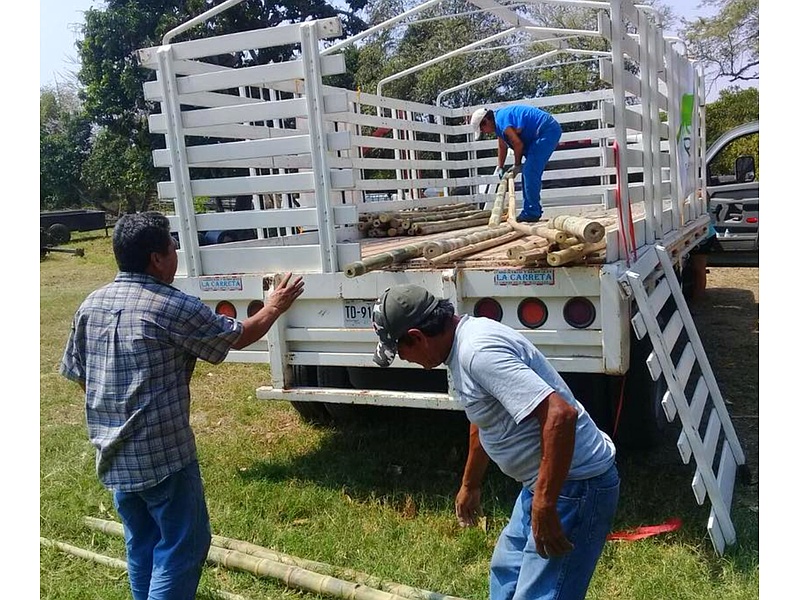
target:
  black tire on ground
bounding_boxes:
[48,223,71,245]
[611,328,669,452]
[317,366,366,424]
[289,365,333,426]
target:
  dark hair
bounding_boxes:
[484,109,494,123]
[112,212,173,273]
[399,299,455,343]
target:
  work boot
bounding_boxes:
[516,213,542,223]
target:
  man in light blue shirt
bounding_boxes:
[372,284,618,600]
[471,104,562,223]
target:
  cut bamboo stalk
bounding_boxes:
[40,537,252,600]
[402,209,488,227]
[547,241,607,266]
[430,230,526,265]
[423,224,513,259]
[413,216,493,235]
[343,239,431,278]
[514,246,550,265]
[530,226,568,244]
[488,175,510,227]
[558,236,581,248]
[550,215,605,243]
[506,237,549,261]
[81,518,428,600]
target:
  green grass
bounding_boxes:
[40,233,758,599]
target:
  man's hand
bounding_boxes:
[493,166,506,180]
[532,498,574,558]
[511,164,522,177]
[456,484,483,527]
[267,273,305,314]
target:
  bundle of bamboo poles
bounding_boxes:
[357,202,490,237]
[343,177,614,275]
[64,516,468,600]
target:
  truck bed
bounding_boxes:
[355,200,698,271]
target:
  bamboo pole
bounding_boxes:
[40,537,252,600]
[429,230,526,266]
[423,224,513,259]
[82,518,466,600]
[488,175,510,227]
[529,226,568,244]
[413,215,493,235]
[506,237,549,261]
[546,241,607,266]
[343,239,432,278]
[515,246,551,265]
[550,215,606,244]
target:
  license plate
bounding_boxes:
[343,300,374,327]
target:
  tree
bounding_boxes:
[40,87,93,210]
[76,0,368,213]
[680,0,758,88]
[704,87,758,178]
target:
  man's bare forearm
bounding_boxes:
[462,423,490,489]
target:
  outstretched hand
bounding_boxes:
[267,273,305,314]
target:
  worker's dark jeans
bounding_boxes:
[113,461,211,600]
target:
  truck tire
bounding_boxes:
[289,365,333,426]
[48,223,71,245]
[611,329,669,452]
[317,366,367,425]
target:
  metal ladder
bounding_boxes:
[621,245,746,555]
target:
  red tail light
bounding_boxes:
[518,298,548,329]
[215,301,237,318]
[474,298,503,322]
[247,300,264,317]
[563,297,596,329]
[746,217,758,224]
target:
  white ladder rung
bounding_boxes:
[677,377,710,463]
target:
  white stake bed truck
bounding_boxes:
[136,0,746,555]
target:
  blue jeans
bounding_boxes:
[489,464,619,600]
[113,461,212,600]
[520,121,562,219]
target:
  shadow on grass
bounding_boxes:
[241,281,758,565]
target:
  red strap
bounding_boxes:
[607,517,682,541]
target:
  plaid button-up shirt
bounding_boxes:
[60,272,243,492]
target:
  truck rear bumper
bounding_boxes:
[256,385,461,410]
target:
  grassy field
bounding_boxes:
[40,233,758,599]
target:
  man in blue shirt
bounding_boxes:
[471,105,562,223]
[61,212,304,600]
[372,284,618,600]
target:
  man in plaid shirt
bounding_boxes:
[60,212,304,600]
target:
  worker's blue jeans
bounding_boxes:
[113,461,211,600]
[519,121,563,220]
[489,464,619,600]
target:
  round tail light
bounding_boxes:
[518,298,548,329]
[474,298,503,322]
[563,297,595,329]
[215,301,237,318]
[247,300,264,317]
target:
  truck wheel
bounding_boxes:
[612,330,669,452]
[289,365,333,426]
[317,366,366,425]
[48,223,71,245]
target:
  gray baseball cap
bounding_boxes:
[372,284,439,367]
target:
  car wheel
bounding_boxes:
[48,223,71,245]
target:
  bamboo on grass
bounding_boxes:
[40,537,251,600]
[83,517,469,600]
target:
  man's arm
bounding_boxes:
[529,391,578,557]
[456,423,491,527]
[497,137,509,170]
[232,273,304,350]
[502,127,525,168]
